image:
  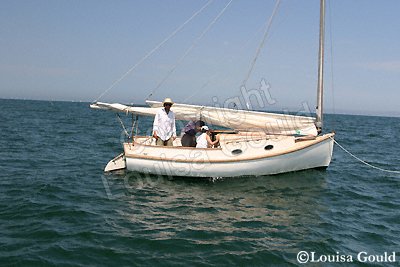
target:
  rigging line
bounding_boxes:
[93,0,214,103]
[116,113,130,138]
[182,79,211,103]
[242,0,281,88]
[130,113,136,138]
[182,15,270,104]
[134,115,139,139]
[331,137,400,174]
[147,0,233,100]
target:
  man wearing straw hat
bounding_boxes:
[152,97,176,146]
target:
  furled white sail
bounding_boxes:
[90,101,318,136]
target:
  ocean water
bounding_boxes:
[0,99,399,266]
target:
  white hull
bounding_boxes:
[104,152,126,172]
[120,133,334,178]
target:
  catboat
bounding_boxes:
[90,99,334,177]
[91,0,334,177]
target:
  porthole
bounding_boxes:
[231,149,243,155]
[264,145,274,150]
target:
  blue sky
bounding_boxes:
[1,0,399,116]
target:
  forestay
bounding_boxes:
[91,101,318,136]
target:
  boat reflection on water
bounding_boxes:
[103,171,328,252]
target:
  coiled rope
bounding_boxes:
[331,137,400,174]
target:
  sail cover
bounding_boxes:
[91,101,318,136]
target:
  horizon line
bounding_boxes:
[1,97,399,119]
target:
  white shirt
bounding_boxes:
[196,133,208,148]
[153,108,176,141]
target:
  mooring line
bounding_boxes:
[331,137,400,174]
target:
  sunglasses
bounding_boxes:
[164,103,172,106]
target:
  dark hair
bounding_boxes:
[195,120,205,127]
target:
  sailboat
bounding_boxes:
[91,0,334,177]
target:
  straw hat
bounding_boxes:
[163,97,174,105]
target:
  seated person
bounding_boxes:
[196,126,220,148]
[181,120,205,147]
